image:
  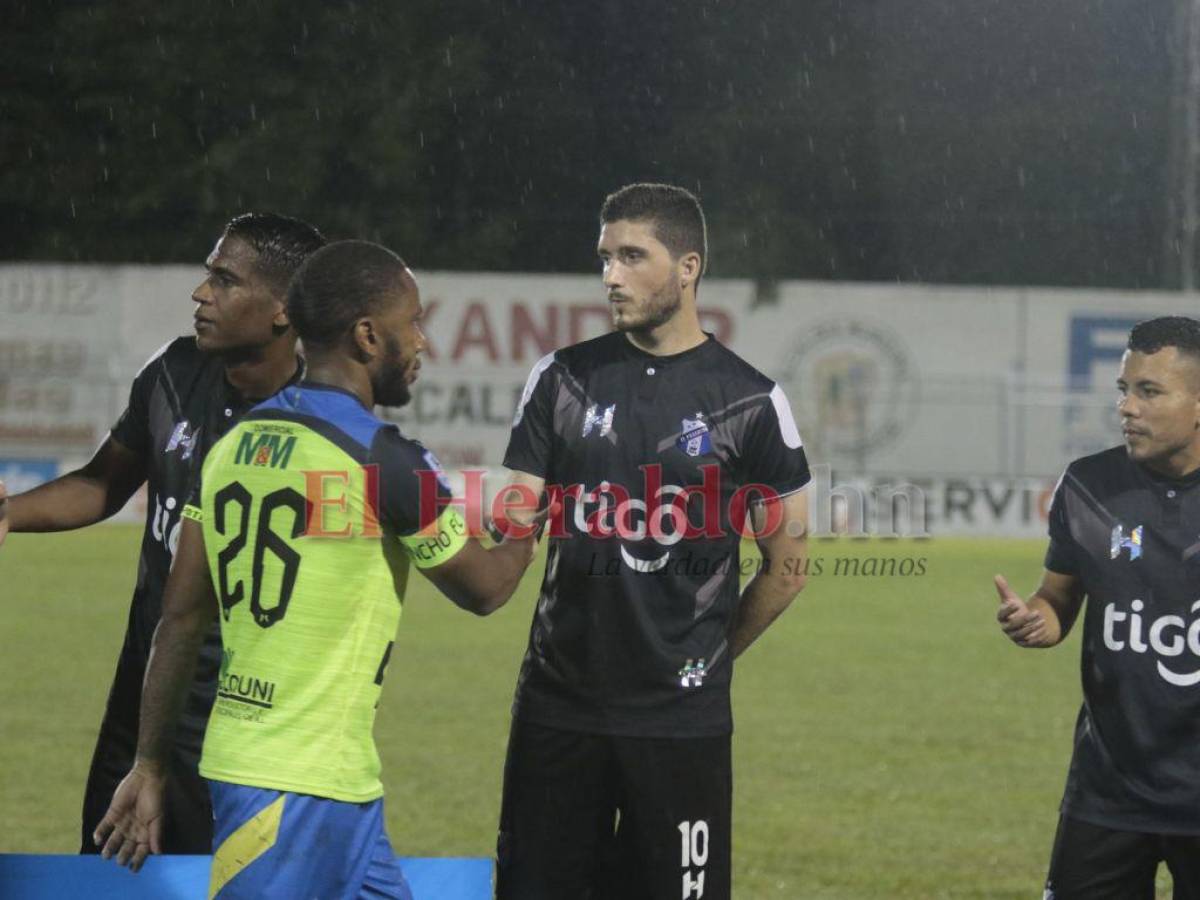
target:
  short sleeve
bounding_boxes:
[182,463,204,523]
[110,341,169,456]
[741,384,811,496]
[371,427,467,569]
[1044,470,1080,575]
[503,352,557,478]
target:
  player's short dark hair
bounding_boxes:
[287,240,411,349]
[600,183,708,276]
[223,212,327,290]
[1128,316,1200,363]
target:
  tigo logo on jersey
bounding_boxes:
[678,413,711,457]
[1104,598,1200,686]
[1110,524,1143,561]
[582,403,615,438]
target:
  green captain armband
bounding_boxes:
[182,504,203,523]
[400,505,469,569]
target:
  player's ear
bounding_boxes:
[350,318,377,364]
[679,252,702,291]
[271,299,290,330]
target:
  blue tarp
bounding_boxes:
[0,854,491,899]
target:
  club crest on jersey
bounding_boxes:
[677,413,711,457]
[1110,524,1143,561]
[582,403,615,438]
[166,420,198,460]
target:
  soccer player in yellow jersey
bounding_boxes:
[94,240,543,898]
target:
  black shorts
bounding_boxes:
[1045,815,1200,900]
[79,651,213,855]
[496,719,731,900]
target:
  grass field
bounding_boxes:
[0,528,1176,897]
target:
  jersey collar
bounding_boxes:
[619,332,717,365]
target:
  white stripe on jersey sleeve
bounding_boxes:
[769,383,804,449]
[512,351,557,427]
[132,338,175,379]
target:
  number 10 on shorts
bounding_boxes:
[678,819,709,898]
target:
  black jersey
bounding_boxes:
[108,336,302,764]
[504,331,811,738]
[1046,446,1200,833]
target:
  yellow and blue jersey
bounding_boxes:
[182,381,466,803]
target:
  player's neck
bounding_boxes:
[303,359,375,409]
[623,307,706,357]
[1143,443,1200,480]
[222,337,299,401]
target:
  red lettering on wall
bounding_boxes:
[451,302,500,363]
[511,304,559,362]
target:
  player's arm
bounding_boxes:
[730,488,809,659]
[94,515,216,870]
[418,526,541,616]
[402,472,548,616]
[0,435,146,541]
[3,343,165,545]
[995,569,1084,648]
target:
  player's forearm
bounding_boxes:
[135,610,208,770]
[730,564,805,659]
[9,471,133,532]
[470,537,537,615]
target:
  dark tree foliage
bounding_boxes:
[0,0,1170,287]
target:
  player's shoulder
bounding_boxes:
[703,338,777,394]
[1062,445,1130,487]
[370,422,433,465]
[131,335,207,382]
[248,382,390,458]
[554,331,628,375]
[515,332,624,396]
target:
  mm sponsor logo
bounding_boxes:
[235,432,297,470]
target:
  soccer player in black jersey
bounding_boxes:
[0,212,325,854]
[997,317,1200,899]
[495,184,812,899]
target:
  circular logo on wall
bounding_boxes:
[778,319,919,461]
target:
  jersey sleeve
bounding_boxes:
[1044,469,1081,575]
[371,427,467,569]
[741,384,811,497]
[110,341,170,456]
[503,352,557,478]
[181,463,204,524]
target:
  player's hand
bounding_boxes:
[995,574,1051,648]
[0,478,9,547]
[93,764,166,872]
[489,494,560,544]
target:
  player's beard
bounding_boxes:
[612,278,682,334]
[375,334,416,408]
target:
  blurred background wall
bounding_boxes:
[3,0,1194,535]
